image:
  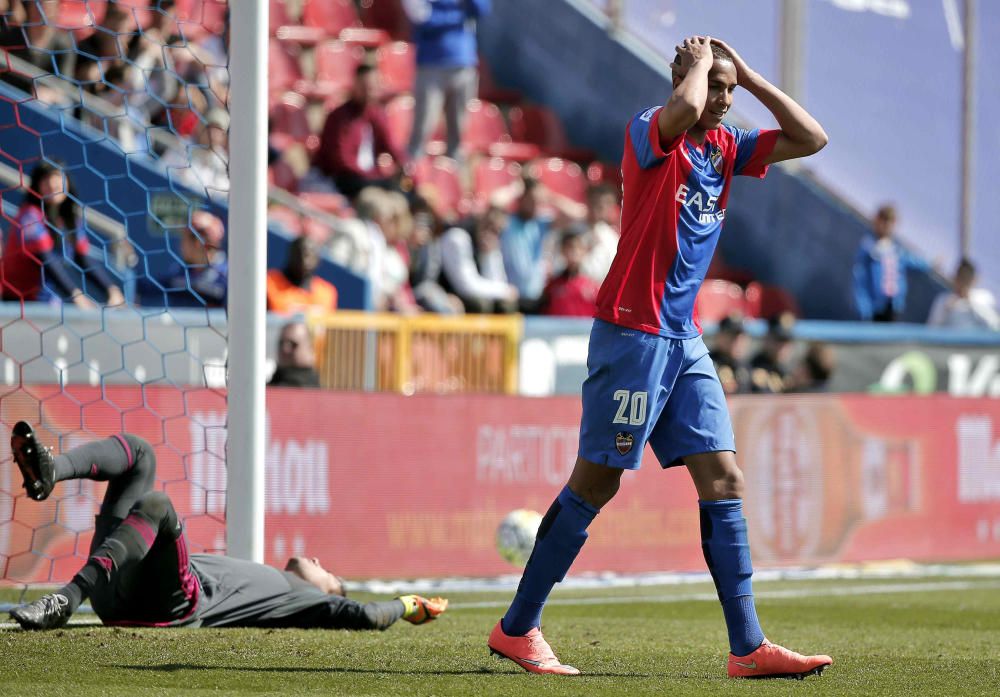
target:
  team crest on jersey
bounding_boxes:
[615,432,634,455]
[709,145,724,174]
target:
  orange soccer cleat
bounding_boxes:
[727,639,832,680]
[398,595,448,624]
[488,620,581,676]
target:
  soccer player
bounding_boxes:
[8,423,446,631]
[487,36,832,679]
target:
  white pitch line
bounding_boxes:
[449,579,1000,610]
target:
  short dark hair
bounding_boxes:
[875,204,897,222]
[673,42,733,73]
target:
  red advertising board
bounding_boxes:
[3,388,1000,583]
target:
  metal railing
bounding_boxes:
[310,312,523,395]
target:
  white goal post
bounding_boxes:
[226,0,268,562]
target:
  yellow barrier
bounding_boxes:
[309,312,523,395]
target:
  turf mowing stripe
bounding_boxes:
[449,579,1000,610]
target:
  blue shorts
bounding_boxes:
[578,320,736,470]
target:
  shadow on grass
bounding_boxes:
[109,664,656,678]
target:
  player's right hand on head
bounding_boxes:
[671,35,712,75]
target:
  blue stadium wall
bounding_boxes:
[478,0,945,321]
[0,82,371,310]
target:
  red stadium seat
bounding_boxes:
[269,92,319,154]
[529,158,587,204]
[695,280,747,323]
[173,0,228,35]
[270,0,293,29]
[339,27,391,49]
[268,38,303,95]
[271,0,325,44]
[301,0,360,37]
[359,0,410,41]
[55,1,101,29]
[462,99,508,154]
[413,156,465,220]
[586,161,623,190]
[304,40,364,99]
[386,94,449,156]
[745,282,800,319]
[376,41,415,95]
[385,94,416,152]
[508,104,595,162]
[473,157,521,207]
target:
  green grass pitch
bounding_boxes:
[3,575,999,696]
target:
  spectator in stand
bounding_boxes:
[542,225,601,317]
[74,2,135,82]
[1,162,125,309]
[750,313,795,394]
[852,204,928,322]
[312,64,408,200]
[784,342,837,393]
[266,236,338,316]
[381,191,422,313]
[0,0,77,99]
[927,259,999,331]
[268,321,321,388]
[408,193,465,314]
[580,184,621,285]
[147,210,227,308]
[440,206,518,314]
[92,63,150,155]
[160,108,230,196]
[710,314,751,395]
[126,0,183,122]
[403,0,491,161]
[500,178,554,312]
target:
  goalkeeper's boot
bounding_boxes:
[11,421,55,501]
[10,593,72,630]
[488,620,581,675]
[398,595,448,624]
[727,639,832,679]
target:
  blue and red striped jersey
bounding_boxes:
[595,106,778,338]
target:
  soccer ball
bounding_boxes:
[496,509,543,567]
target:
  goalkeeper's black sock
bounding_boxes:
[58,560,104,614]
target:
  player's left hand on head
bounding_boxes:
[710,38,753,85]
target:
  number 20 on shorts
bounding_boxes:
[612,390,648,426]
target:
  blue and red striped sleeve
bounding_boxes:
[725,125,780,179]
[628,107,684,170]
[15,206,54,253]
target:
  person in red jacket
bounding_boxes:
[313,64,409,200]
[541,226,601,317]
[1,162,124,309]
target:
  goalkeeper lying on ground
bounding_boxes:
[8,423,446,631]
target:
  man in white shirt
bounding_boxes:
[927,259,999,331]
[440,206,518,313]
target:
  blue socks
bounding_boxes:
[700,498,765,656]
[501,485,599,636]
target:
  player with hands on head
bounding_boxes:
[487,36,832,679]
